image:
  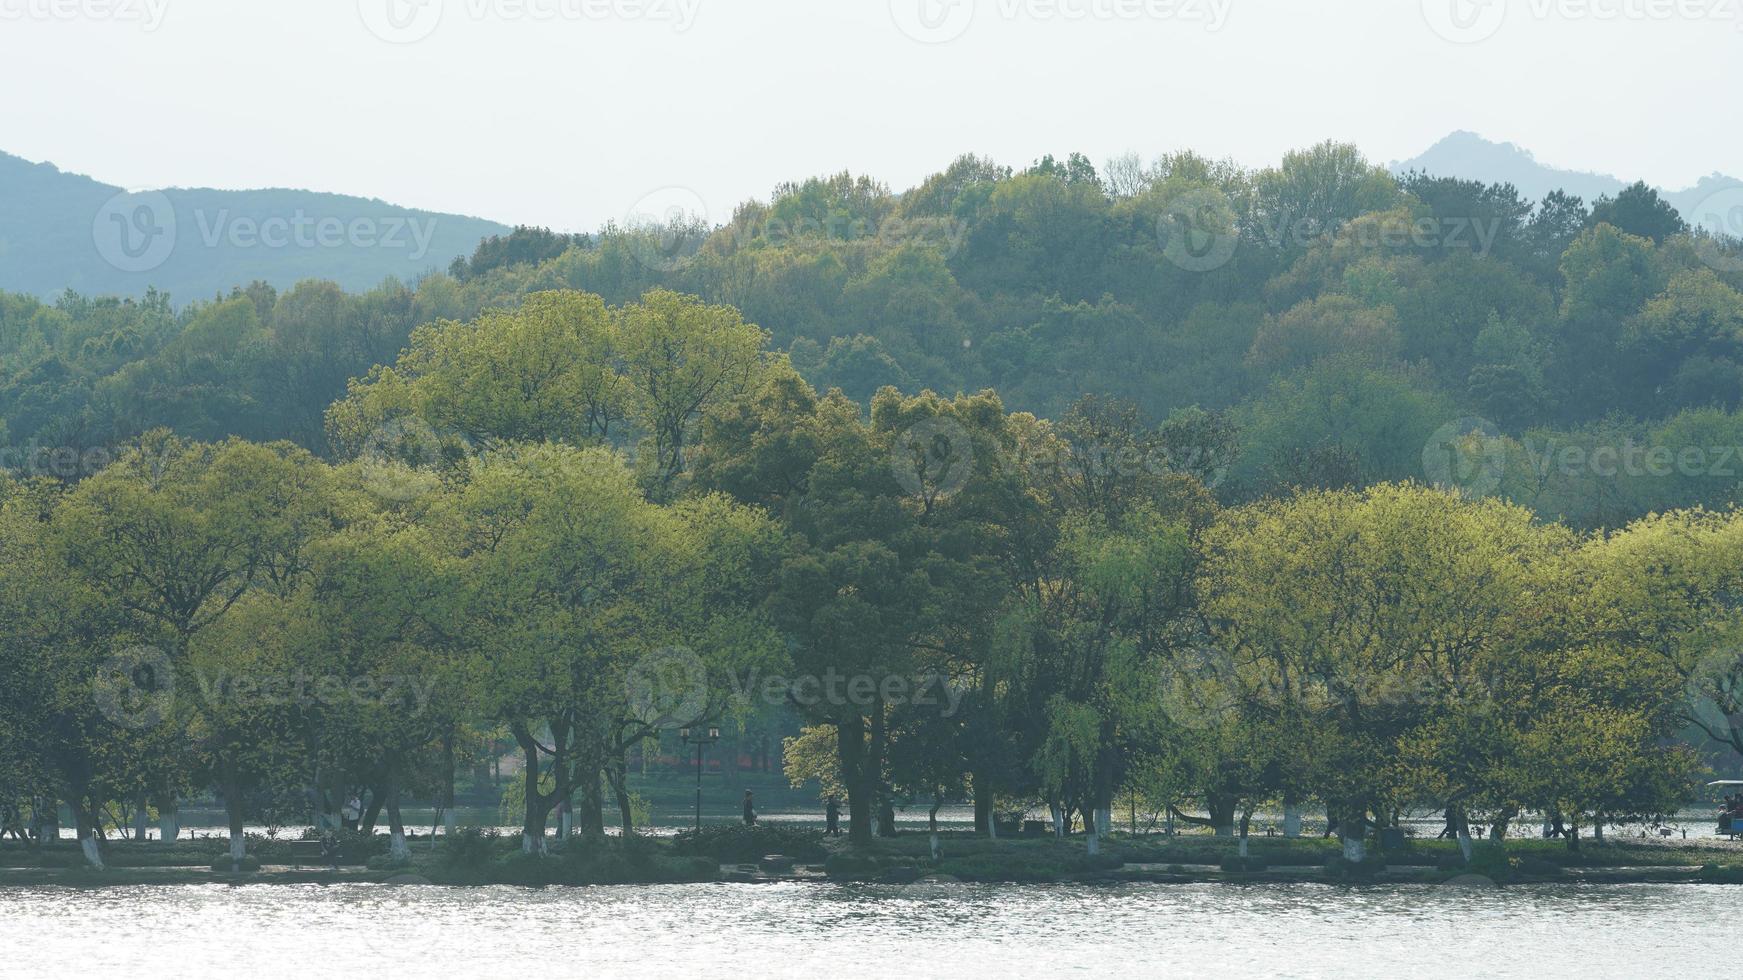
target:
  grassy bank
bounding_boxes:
[4,827,1740,888]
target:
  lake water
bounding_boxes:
[0,880,1731,978]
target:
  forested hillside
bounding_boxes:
[6,140,1743,527]
[0,150,510,300]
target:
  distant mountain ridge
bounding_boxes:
[6,136,1739,304]
[1390,131,1743,233]
[0,151,511,302]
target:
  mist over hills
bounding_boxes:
[1390,131,1742,233]
[0,151,511,302]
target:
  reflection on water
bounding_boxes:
[0,881,1732,978]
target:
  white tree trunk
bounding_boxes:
[521,831,546,855]
[1283,805,1301,839]
[1341,834,1365,863]
[1457,829,1474,863]
[1087,827,1100,856]
[80,834,104,870]
[1238,832,1250,859]
[229,833,246,864]
[390,830,409,862]
[930,832,940,861]
[443,807,457,839]
[987,815,998,840]
[159,807,178,845]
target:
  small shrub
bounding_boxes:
[617,832,659,868]
[934,852,1071,882]
[491,850,561,887]
[649,855,719,883]
[672,825,826,863]
[1083,851,1124,871]
[1220,855,1268,873]
[439,827,503,871]
[1323,854,1386,880]
[1465,847,1516,879]
[210,856,262,874]
[823,852,881,877]
[1697,864,1743,884]
[1513,855,1561,877]
[366,853,414,871]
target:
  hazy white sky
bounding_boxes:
[1,0,1734,230]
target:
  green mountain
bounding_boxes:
[0,150,511,301]
[1391,131,1743,233]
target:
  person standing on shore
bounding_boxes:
[825,796,841,837]
[743,791,758,826]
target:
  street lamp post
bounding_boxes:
[678,727,721,832]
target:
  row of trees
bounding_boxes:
[7,144,1743,531]
[5,288,1743,867]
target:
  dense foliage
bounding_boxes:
[6,142,1743,868]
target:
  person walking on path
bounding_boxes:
[743,790,757,826]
